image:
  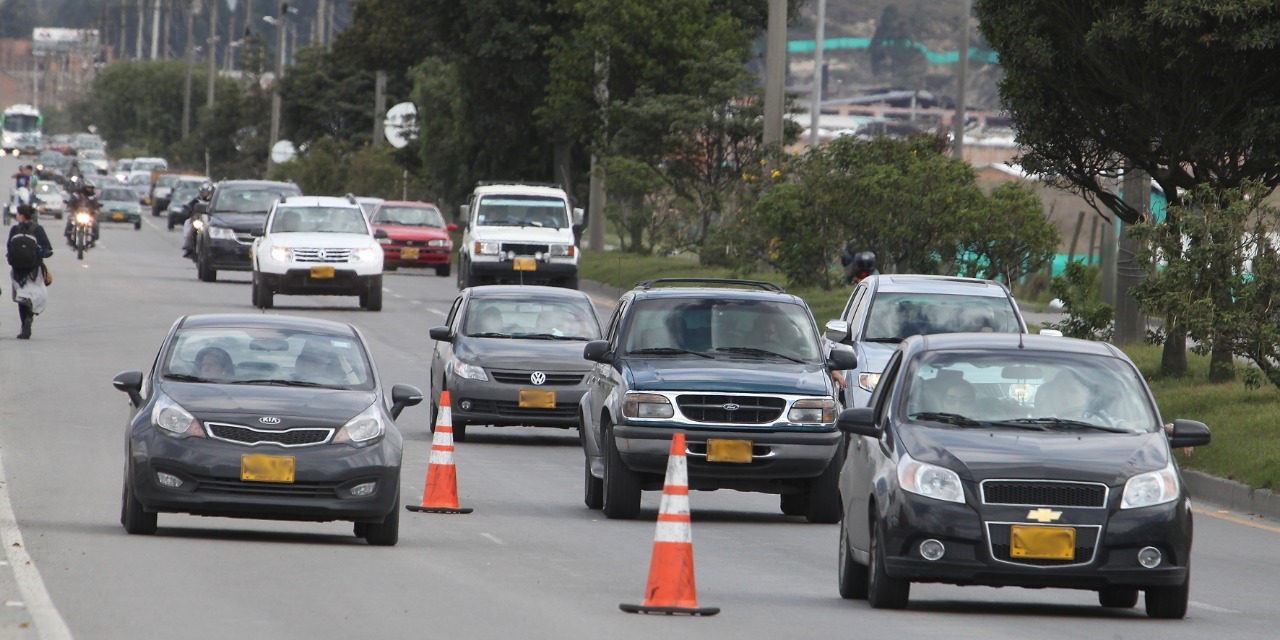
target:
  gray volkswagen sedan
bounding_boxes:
[429,285,603,441]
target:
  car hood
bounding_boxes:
[267,232,379,248]
[901,426,1170,485]
[160,382,377,421]
[375,223,450,241]
[855,340,900,373]
[623,358,831,395]
[470,225,573,243]
[209,211,268,231]
[458,338,594,371]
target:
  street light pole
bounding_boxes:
[206,0,217,108]
[762,0,787,147]
[952,0,971,160]
[182,0,198,138]
[267,2,287,174]
[808,0,826,150]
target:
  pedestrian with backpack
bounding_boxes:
[7,204,53,339]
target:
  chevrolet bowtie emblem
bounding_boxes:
[1027,508,1063,523]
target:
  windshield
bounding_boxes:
[162,327,373,389]
[132,159,167,172]
[128,173,151,186]
[171,187,200,203]
[34,183,63,197]
[623,297,822,361]
[463,296,600,339]
[271,206,368,233]
[2,113,40,133]
[900,350,1158,433]
[100,188,136,202]
[374,205,444,227]
[476,196,569,229]
[216,187,298,213]
[865,292,1022,341]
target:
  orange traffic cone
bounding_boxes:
[406,391,473,514]
[620,432,719,616]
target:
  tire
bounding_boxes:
[427,398,439,432]
[581,413,603,509]
[363,491,400,547]
[76,245,84,260]
[838,517,869,600]
[436,262,451,277]
[120,475,157,535]
[353,522,370,538]
[253,274,274,309]
[197,253,217,282]
[601,422,642,519]
[561,275,579,290]
[805,448,844,524]
[780,492,809,516]
[456,258,466,289]
[1098,587,1140,608]
[867,515,910,609]
[453,423,468,443]
[167,216,175,230]
[364,275,383,311]
[1145,572,1190,619]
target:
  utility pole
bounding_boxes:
[267,2,288,173]
[762,0,786,147]
[182,0,198,138]
[808,0,826,149]
[1114,167,1150,344]
[373,70,386,147]
[151,0,161,59]
[206,0,217,108]
[316,0,326,48]
[135,0,145,59]
[952,0,971,160]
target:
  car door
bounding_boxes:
[843,349,903,554]
[839,283,870,408]
[581,296,629,459]
[432,294,465,404]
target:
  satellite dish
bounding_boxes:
[271,140,296,164]
[384,102,418,149]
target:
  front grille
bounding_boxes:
[192,474,342,498]
[206,422,334,447]
[987,522,1101,567]
[501,242,549,256]
[293,248,353,263]
[982,480,1107,508]
[233,231,257,244]
[676,394,786,424]
[490,370,584,386]
[493,400,576,419]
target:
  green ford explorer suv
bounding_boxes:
[578,279,857,523]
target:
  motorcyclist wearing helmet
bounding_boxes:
[65,182,101,245]
[840,243,880,285]
[182,182,214,259]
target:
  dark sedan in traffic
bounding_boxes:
[112,313,423,545]
[835,333,1210,618]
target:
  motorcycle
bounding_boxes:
[70,208,95,260]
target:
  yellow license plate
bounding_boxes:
[241,454,296,483]
[1010,525,1076,560]
[310,265,335,279]
[112,212,125,221]
[518,389,556,408]
[706,439,753,463]
[513,257,537,271]
[401,248,419,260]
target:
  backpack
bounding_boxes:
[7,232,40,270]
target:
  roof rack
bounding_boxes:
[475,180,565,190]
[633,278,786,293]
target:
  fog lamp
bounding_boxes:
[460,399,472,411]
[919,539,945,561]
[156,472,184,488]
[1138,546,1163,569]
[349,482,377,497]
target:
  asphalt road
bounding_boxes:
[2,155,1280,639]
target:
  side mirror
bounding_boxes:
[428,326,452,342]
[389,384,424,420]
[824,319,851,344]
[1169,419,1211,448]
[446,222,458,232]
[827,346,857,371]
[374,228,389,240]
[836,407,880,437]
[460,204,470,220]
[583,340,612,363]
[573,207,585,226]
[112,370,144,408]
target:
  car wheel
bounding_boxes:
[780,492,808,516]
[134,220,141,230]
[363,490,400,547]
[120,475,157,535]
[867,514,909,609]
[436,262,451,277]
[456,258,466,289]
[167,216,175,230]
[427,398,439,432]
[1098,587,1139,608]
[601,421,642,520]
[453,423,468,443]
[561,276,579,290]
[838,516,869,600]
[1145,572,1190,619]
[805,446,844,524]
[364,275,383,311]
[253,275,274,309]
[582,420,604,510]
[198,253,217,282]
[353,522,370,538]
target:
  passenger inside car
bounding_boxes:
[194,347,235,381]
[277,210,303,232]
[468,306,505,335]
[294,347,346,385]
[1034,370,1093,418]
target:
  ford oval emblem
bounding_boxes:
[722,403,740,411]
[530,371,547,385]
[259,417,282,424]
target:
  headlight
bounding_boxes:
[475,241,500,256]
[270,246,292,262]
[74,212,92,224]
[898,453,964,503]
[788,397,837,424]
[1121,461,1180,509]
[208,226,237,240]
[333,401,385,446]
[428,238,450,247]
[192,218,205,230]
[151,393,206,438]
[858,372,882,392]
[350,246,378,262]
[622,393,675,419]
[451,358,488,381]
[549,244,575,257]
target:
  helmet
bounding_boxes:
[853,251,876,271]
[198,182,214,200]
[82,183,96,196]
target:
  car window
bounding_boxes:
[271,206,367,233]
[161,327,373,390]
[842,284,867,322]
[605,297,629,346]
[445,295,464,331]
[622,298,821,361]
[374,206,445,227]
[462,297,600,339]
[476,196,569,229]
[100,188,136,202]
[864,292,1021,340]
[215,187,298,213]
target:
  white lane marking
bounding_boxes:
[480,533,504,545]
[426,308,446,317]
[1190,601,1241,614]
[5,601,23,607]
[0,456,73,639]
[410,300,421,305]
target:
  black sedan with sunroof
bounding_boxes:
[112,313,422,545]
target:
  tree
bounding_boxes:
[955,182,1059,285]
[976,1,1280,376]
[0,0,39,39]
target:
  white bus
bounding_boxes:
[1,104,43,156]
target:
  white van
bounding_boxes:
[457,182,583,289]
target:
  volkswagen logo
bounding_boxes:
[259,417,281,425]
[722,403,740,411]
[530,371,547,385]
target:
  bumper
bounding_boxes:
[129,431,401,522]
[448,374,587,428]
[204,238,253,271]
[877,494,1194,590]
[468,258,577,284]
[384,244,451,268]
[613,423,840,490]
[260,269,379,296]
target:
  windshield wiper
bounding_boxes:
[164,373,212,383]
[628,347,713,359]
[908,412,984,427]
[864,337,904,343]
[516,333,590,341]
[1000,417,1131,433]
[229,378,326,387]
[715,347,805,363]
[467,332,511,338]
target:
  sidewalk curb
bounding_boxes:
[1183,470,1280,520]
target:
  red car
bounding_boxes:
[369,201,457,276]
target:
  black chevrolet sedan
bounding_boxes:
[112,313,422,545]
[835,333,1210,618]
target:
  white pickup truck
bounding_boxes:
[457,182,583,289]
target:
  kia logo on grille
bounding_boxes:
[530,371,547,385]
[259,417,282,424]
[722,403,740,411]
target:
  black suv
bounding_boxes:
[578,279,857,523]
[194,180,301,282]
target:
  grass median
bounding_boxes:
[581,249,1280,492]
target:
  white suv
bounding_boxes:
[458,182,583,289]
[251,195,387,311]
